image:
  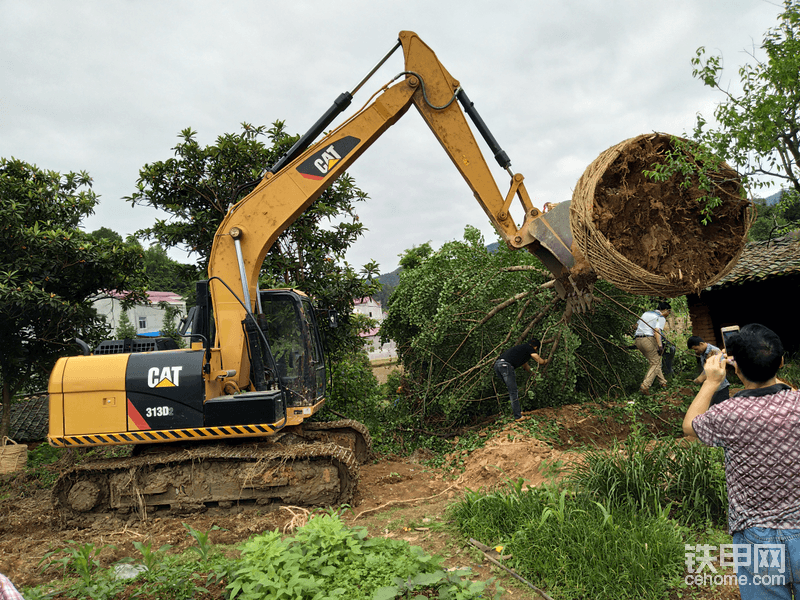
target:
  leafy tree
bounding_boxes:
[381,227,646,426]
[0,158,148,436]
[158,301,186,348]
[141,244,193,298]
[127,122,379,359]
[749,194,800,241]
[691,0,800,233]
[89,227,123,243]
[90,228,194,298]
[115,310,137,339]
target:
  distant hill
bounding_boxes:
[374,268,401,307]
[765,190,785,206]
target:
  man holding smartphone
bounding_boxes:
[683,324,799,598]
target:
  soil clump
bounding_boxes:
[571,133,753,296]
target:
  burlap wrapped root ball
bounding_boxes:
[569,133,754,297]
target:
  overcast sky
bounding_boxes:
[1,0,784,275]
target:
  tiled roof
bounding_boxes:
[107,290,184,303]
[9,394,49,442]
[708,232,800,289]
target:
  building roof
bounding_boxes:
[353,297,381,307]
[709,232,800,289]
[108,290,184,304]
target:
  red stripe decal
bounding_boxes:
[127,398,151,430]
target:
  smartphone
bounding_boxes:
[720,325,740,354]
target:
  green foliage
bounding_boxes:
[228,513,498,600]
[126,122,379,360]
[131,540,173,571]
[33,534,214,600]
[749,194,800,240]
[25,443,62,488]
[690,0,800,234]
[780,354,800,388]
[115,310,137,339]
[141,244,194,298]
[89,227,123,243]
[642,137,742,225]
[381,228,646,425]
[159,302,186,348]
[570,436,728,528]
[0,158,148,434]
[450,482,684,600]
[183,522,220,561]
[39,541,126,600]
[327,351,381,414]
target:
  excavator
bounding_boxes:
[48,31,590,520]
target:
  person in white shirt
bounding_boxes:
[634,301,671,394]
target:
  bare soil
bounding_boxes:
[0,392,739,599]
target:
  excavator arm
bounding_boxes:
[207,31,585,393]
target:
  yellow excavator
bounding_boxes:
[48,31,590,520]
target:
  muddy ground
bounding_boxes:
[0,393,739,599]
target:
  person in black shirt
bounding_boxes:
[494,337,549,420]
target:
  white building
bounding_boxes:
[93,291,186,337]
[353,297,396,362]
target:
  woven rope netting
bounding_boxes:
[569,133,755,297]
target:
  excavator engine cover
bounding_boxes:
[125,350,206,430]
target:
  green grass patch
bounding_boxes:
[570,435,727,528]
[450,481,684,600]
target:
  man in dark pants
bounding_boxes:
[494,338,549,420]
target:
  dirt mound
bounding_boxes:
[455,432,577,491]
[571,132,753,296]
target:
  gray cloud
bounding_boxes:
[1,0,781,274]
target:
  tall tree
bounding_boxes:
[691,0,800,232]
[115,310,137,339]
[127,122,379,358]
[0,158,148,436]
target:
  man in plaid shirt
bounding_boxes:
[684,323,800,599]
[0,574,25,600]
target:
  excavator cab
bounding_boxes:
[251,290,326,408]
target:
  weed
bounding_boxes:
[131,540,172,571]
[450,482,685,600]
[183,523,220,561]
[38,541,124,600]
[226,513,499,599]
[570,436,727,528]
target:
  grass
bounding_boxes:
[450,480,685,600]
[569,435,727,528]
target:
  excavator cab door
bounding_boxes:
[258,290,326,407]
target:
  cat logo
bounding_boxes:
[148,366,183,388]
[297,136,360,180]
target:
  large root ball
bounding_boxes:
[570,133,754,297]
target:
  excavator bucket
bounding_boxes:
[524,201,595,316]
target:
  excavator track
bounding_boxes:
[52,441,358,523]
[298,419,373,463]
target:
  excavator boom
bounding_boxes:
[209,30,583,394]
